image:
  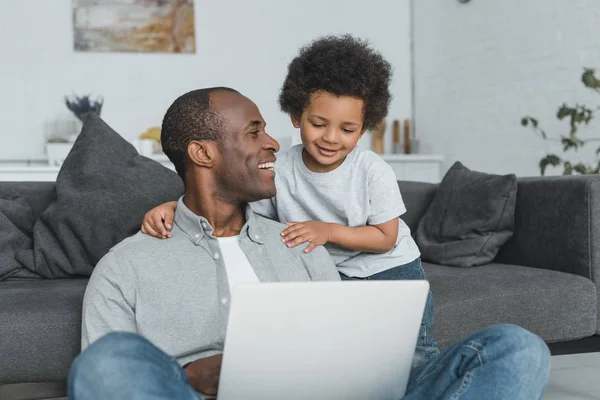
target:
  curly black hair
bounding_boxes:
[279,34,393,131]
[161,87,238,181]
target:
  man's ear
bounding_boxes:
[290,114,301,129]
[187,141,218,168]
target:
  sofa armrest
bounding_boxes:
[496,175,600,282]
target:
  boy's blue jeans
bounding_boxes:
[340,258,440,366]
[69,325,550,399]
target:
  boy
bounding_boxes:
[142,35,439,365]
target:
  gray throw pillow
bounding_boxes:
[0,194,39,281]
[17,114,184,278]
[415,161,517,268]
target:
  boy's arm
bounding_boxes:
[329,218,398,253]
[282,219,398,254]
[82,252,137,349]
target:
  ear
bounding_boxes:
[187,141,218,168]
[359,127,367,137]
[290,114,301,129]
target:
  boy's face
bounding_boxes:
[292,91,365,173]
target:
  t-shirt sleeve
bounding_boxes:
[367,163,407,226]
[249,197,278,221]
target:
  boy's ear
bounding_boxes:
[290,114,301,128]
[187,141,218,168]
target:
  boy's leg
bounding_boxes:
[368,258,440,365]
[69,332,200,400]
[404,324,550,400]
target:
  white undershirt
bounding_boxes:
[216,236,260,292]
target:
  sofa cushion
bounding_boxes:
[16,114,184,278]
[0,279,88,384]
[416,161,517,268]
[424,262,597,350]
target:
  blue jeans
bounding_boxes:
[69,326,550,399]
[340,258,440,366]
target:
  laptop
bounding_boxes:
[217,280,429,400]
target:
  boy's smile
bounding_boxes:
[293,90,365,173]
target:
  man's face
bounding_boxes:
[211,92,280,203]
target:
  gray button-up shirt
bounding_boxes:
[82,198,340,365]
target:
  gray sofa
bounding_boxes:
[1,175,599,399]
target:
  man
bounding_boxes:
[69,88,550,400]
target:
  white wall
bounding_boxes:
[0,0,411,161]
[414,0,600,176]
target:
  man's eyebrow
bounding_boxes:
[244,120,263,130]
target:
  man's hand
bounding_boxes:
[281,221,334,253]
[184,354,223,397]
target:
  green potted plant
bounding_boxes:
[521,68,600,175]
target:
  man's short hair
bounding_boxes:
[161,87,239,180]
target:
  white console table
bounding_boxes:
[0,155,175,182]
[0,154,444,183]
[381,154,444,183]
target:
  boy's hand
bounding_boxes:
[140,201,177,239]
[281,221,333,253]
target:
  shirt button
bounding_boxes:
[194,234,200,239]
[213,253,220,260]
[221,298,228,305]
[202,222,208,229]
[254,235,260,240]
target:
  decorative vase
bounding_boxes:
[46,142,74,166]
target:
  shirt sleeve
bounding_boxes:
[81,252,137,350]
[301,246,341,281]
[249,197,278,221]
[367,163,407,226]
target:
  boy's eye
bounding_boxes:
[312,124,324,128]
[249,131,259,136]
[343,129,355,133]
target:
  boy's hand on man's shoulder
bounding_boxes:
[281,221,335,253]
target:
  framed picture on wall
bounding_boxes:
[72,0,196,54]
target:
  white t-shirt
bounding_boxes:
[251,145,421,278]
[216,236,259,291]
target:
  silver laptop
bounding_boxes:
[217,281,429,400]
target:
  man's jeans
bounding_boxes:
[340,258,440,366]
[69,325,550,400]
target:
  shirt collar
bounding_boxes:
[174,196,265,245]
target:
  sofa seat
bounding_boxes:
[424,262,597,350]
[0,279,87,384]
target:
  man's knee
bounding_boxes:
[477,324,550,369]
[69,332,150,389]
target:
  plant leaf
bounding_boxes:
[562,137,584,151]
[539,154,561,176]
[574,163,591,174]
[582,68,600,90]
[563,161,573,175]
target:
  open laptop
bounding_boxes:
[217,280,429,400]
